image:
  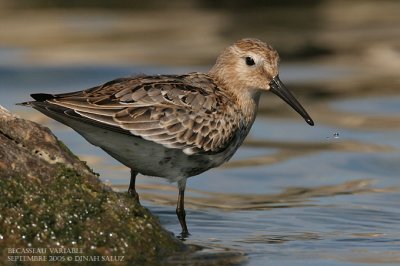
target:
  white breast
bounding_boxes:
[63,117,237,181]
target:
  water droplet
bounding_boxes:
[90,245,96,250]
[71,241,76,245]
[0,234,3,240]
[56,242,60,246]
[99,232,104,236]
[109,233,113,237]
[28,243,32,247]
[333,132,340,138]
[22,235,26,239]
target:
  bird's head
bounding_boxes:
[209,38,314,126]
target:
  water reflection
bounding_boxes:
[239,232,322,244]
[165,244,246,266]
[226,138,396,168]
[112,179,395,211]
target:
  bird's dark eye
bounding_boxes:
[245,56,255,66]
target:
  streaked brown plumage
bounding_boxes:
[20,38,314,237]
[43,73,241,155]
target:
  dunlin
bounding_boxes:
[20,38,314,237]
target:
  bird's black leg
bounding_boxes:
[176,179,189,238]
[128,170,140,203]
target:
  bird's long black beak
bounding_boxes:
[269,75,314,126]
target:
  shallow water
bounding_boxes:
[3,63,400,265]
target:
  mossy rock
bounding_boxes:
[0,106,184,265]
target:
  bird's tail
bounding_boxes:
[16,101,32,106]
[16,93,55,106]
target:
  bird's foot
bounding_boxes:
[128,189,140,204]
[178,229,190,241]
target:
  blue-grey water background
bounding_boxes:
[1,1,400,265]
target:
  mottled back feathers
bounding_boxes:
[34,73,243,155]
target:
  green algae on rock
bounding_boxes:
[0,106,183,265]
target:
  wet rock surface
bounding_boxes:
[0,106,94,180]
[0,106,184,265]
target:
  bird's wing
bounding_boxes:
[35,73,242,155]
